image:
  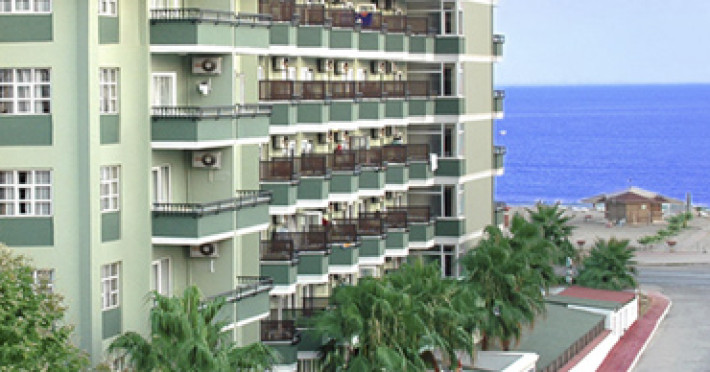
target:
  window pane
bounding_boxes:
[0,187,13,200]
[36,202,50,215]
[0,69,12,82]
[0,86,12,98]
[0,203,13,215]
[16,69,31,82]
[35,186,50,199]
[0,1,11,13]
[35,69,50,82]
[17,86,30,98]
[35,171,50,184]
[0,171,12,184]
[0,102,12,114]
[16,0,30,11]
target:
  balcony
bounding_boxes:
[493,34,505,58]
[151,105,271,146]
[383,210,409,257]
[259,80,432,102]
[493,90,505,116]
[390,206,434,249]
[435,218,466,238]
[260,158,299,208]
[435,35,465,54]
[435,158,466,177]
[330,151,360,199]
[495,202,507,226]
[150,9,272,49]
[494,146,507,170]
[297,154,330,205]
[209,276,272,325]
[260,239,298,291]
[151,190,272,241]
[435,97,465,115]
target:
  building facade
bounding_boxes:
[0,0,504,369]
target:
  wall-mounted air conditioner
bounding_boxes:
[190,243,219,258]
[192,57,223,75]
[317,58,334,73]
[334,60,349,75]
[272,57,289,71]
[192,151,222,169]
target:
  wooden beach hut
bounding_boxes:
[581,187,683,225]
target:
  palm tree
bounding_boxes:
[575,238,638,290]
[508,214,558,293]
[460,225,546,351]
[108,286,277,371]
[526,203,577,264]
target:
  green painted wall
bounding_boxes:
[99,115,120,144]
[0,217,54,246]
[0,116,52,146]
[0,15,53,42]
[98,16,119,44]
[101,212,121,242]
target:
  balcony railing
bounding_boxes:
[261,320,300,343]
[494,145,507,155]
[150,8,272,26]
[260,239,298,261]
[271,231,329,253]
[309,223,359,244]
[260,158,300,182]
[332,150,358,172]
[259,80,433,101]
[406,144,430,162]
[388,206,431,224]
[151,104,272,119]
[152,190,272,216]
[358,147,385,168]
[207,276,273,303]
[295,4,327,25]
[384,210,408,229]
[300,153,330,177]
[351,213,387,236]
[382,145,407,164]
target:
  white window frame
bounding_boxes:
[149,0,177,10]
[151,165,171,204]
[151,72,177,107]
[101,262,120,311]
[100,165,120,213]
[99,68,119,114]
[0,68,51,115]
[98,0,117,16]
[151,258,171,296]
[0,170,52,217]
[0,0,52,14]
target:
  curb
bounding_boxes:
[625,292,672,372]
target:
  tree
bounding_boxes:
[0,244,89,371]
[575,238,637,290]
[108,286,276,371]
[316,260,482,371]
[526,203,577,264]
[460,225,546,351]
[508,214,558,293]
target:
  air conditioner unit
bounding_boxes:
[370,61,386,74]
[192,57,223,75]
[317,58,334,73]
[190,243,219,258]
[192,151,222,169]
[334,60,349,75]
[272,57,288,71]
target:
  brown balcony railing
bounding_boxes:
[358,81,382,99]
[359,12,382,31]
[408,16,429,35]
[382,145,407,164]
[382,81,406,98]
[353,213,387,236]
[260,158,300,182]
[259,81,294,101]
[259,0,295,22]
[357,147,385,168]
[331,150,358,171]
[207,276,273,303]
[407,80,433,97]
[310,223,359,244]
[260,239,298,261]
[328,81,357,99]
[406,144,430,162]
[261,320,299,343]
[272,231,329,252]
[328,8,355,28]
[300,153,329,176]
[384,209,408,229]
[388,206,431,224]
[150,8,272,26]
[302,81,327,100]
[152,190,272,216]
[295,4,326,25]
[383,14,406,33]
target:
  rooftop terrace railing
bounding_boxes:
[151,104,272,119]
[150,8,272,26]
[259,80,433,101]
[206,276,274,303]
[152,190,272,216]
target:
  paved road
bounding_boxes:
[633,265,710,371]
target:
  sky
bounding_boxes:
[495,0,710,86]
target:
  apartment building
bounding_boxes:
[0,0,504,369]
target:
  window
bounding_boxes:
[150,0,177,9]
[32,269,54,293]
[0,0,51,13]
[151,258,170,296]
[151,73,176,107]
[0,170,51,216]
[151,166,170,204]
[99,68,118,114]
[100,166,120,212]
[98,0,117,16]
[0,68,51,114]
[101,262,120,310]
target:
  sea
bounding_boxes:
[494,84,710,207]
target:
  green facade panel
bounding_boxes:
[298,329,323,352]
[329,101,356,122]
[435,158,465,177]
[150,22,231,46]
[330,29,356,49]
[234,25,270,48]
[384,34,405,52]
[297,26,328,48]
[236,204,269,230]
[358,168,385,190]
[385,100,406,119]
[385,164,409,185]
[269,104,296,126]
[297,103,328,124]
[298,254,329,276]
[435,97,464,115]
[329,245,359,266]
[99,16,119,44]
[270,24,295,45]
[409,223,434,244]
[101,212,121,242]
[0,116,52,146]
[152,118,232,142]
[409,162,433,181]
[0,217,53,247]
[329,173,358,194]
[236,291,270,322]
[435,219,466,237]
[237,116,269,139]
[261,183,298,206]
[435,36,464,54]
[272,344,298,365]
[100,115,120,144]
[0,15,52,42]
[358,101,383,120]
[358,31,382,51]
[298,177,329,200]
[409,35,433,54]
[408,99,434,116]
[152,212,233,239]
[385,229,409,251]
[260,263,297,286]
[359,236,385,258]
[102,308,122,339]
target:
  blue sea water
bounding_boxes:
[494,84,710,206]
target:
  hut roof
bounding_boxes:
[581,187,683,205]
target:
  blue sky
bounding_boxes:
[495,0,710,86]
